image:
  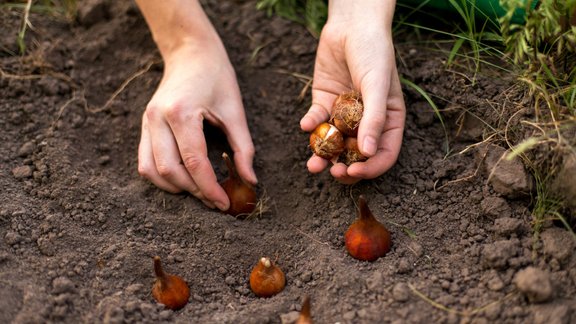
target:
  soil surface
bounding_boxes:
[1,1,575,323]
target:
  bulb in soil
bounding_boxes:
[309,122,345,161]
[345,195,392,261]
[340,137,367,165]
[151,256,190,310]
[296,296,313,324]
[330,90,363,137]
[220,152,257,218]
[249,257,286,298]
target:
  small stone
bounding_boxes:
[300,271,312,283]
[225,276,235,286]
[52,277,75,294]
[343,310,356,320]
[4,231,22,246]
[487,275,504,291]
[397,258,412,274]
[18,141,35,157]
[12,165,33,179]
[98,155,111,165]
[366,271,384,291]
[125,283,143,295]
[540,227,575,263]
[513,267,553,303]
[279,311,300,324]
[392,283,410,302]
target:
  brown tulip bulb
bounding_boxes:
[221,152,257,217]
[310,122,345,161]
[330,90,363,136]
[340,137,367,165]
[345,195,392,261]
[151,256,190,310]
[249,257,286,298]
[296,296,313,324]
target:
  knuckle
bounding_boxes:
[156,164,175,178]
[182,154,204,173]
[163,102,186,123]
[137,164,152,178]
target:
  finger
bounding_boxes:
[347,124,403,179]
[357,70,390,157]
[306,155,329,173]
[146,109,210,203]
[330,163,361,185]
[137,114,181,193]
[220,104,258,185]
[166,108,230,211]
[300,102,332,132]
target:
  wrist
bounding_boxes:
[136,0,223,59]
[327,0,396,28]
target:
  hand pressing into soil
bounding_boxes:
[300,0,406,184]
[136,0,257,210]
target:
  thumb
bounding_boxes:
[357,72,389,157]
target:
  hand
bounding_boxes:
[300,1,405,184]
[138,42,257,210]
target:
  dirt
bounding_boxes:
[1,1,575,323]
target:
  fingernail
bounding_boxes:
[215,201,228,211]
[363,136,377,156]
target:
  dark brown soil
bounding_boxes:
[1,1,575,323]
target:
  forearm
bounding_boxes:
[135,0,221,58]
[328,0,396,28]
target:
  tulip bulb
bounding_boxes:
[330,90,363,137]
[249,257,286,297]
[151,256,190,310]
[296,296,313,324]
[309,122,344,161]
[345,195,392,261]
[221,152,257,217]
[340,137,367,165]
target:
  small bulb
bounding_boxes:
[249,257,286,297]
[221,152,257,218]
[345,195,392,261]
[330,90,363,137]
[151,256,190,310]
[340,137,367,165]
[309,122,345,161]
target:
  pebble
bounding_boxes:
[12,165,33,179]
[397,258,412,274]
[392,282,410,302]
[225,276,236,286]
[279,311,299,324]
[4,231,22,246]
[513,267,553,303]
[52,276,75,294]
[17,141,35,157]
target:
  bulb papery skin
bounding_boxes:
[249,257,286,298]
[310,123,345,160]
[330,90,363,137]
[344,196,392,262]
[221,152,257,217]
[340,137,367,165]
[152,256,190,310]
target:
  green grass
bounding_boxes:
[1,0,77,55]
